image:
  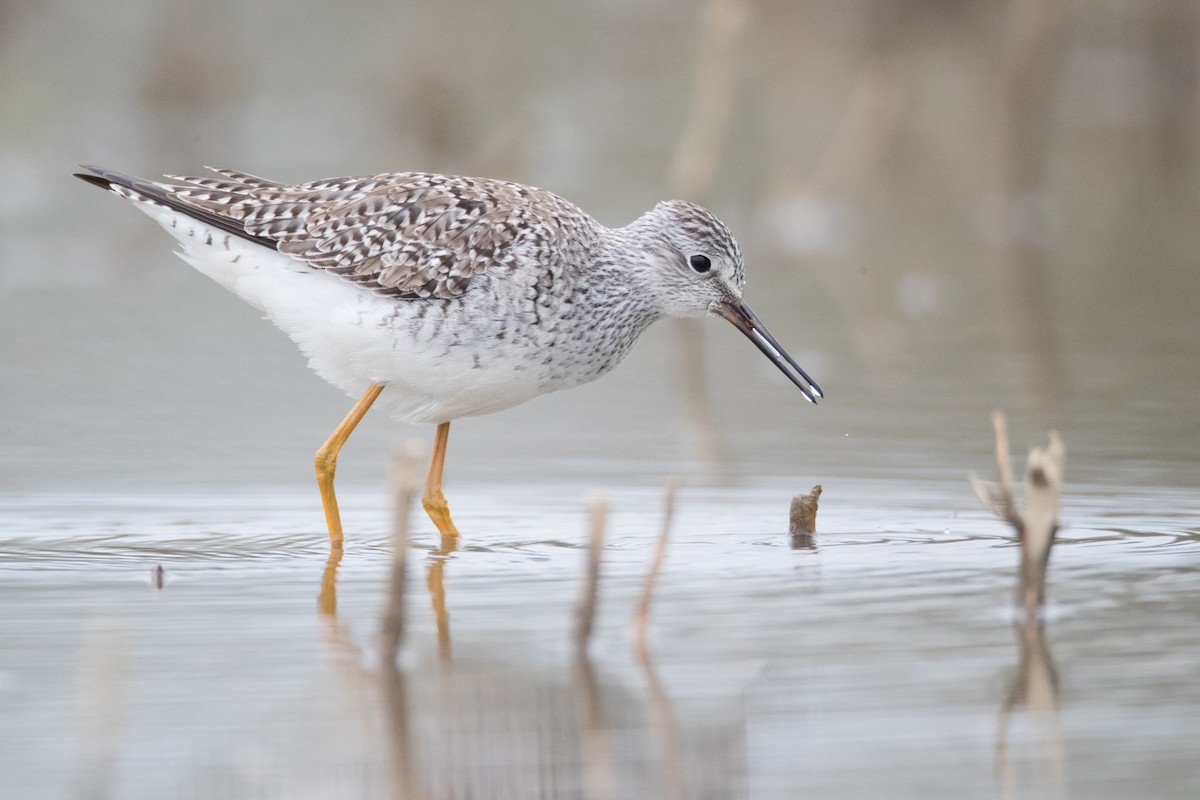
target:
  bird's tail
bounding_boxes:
[73,165,272,249]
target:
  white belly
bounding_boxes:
[130,196,554,425]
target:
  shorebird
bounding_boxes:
[75,165,822,544]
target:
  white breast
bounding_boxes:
[126,195,554,425]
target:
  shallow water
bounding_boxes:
[3,1,1200,796]
[2,474,1197,799]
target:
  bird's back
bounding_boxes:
[78,166,645,423]
[143,168,598,298]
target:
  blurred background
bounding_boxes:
[2,1,1199,798]
[2,0,1197,490]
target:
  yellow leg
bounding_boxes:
[422,421,461,540]
[315,383,385,545]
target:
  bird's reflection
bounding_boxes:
[316,543,427,800]
[317,533,455,665]
[317,543,342,619]
[314,534,694,796]
[995,619,1064,798]
[426,531,457,664]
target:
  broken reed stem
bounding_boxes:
[576,495,609,655]
[969,410,1065,614]
[633,480,679,658]
[992,409,1023,531]
[667,0,750,199]
[1020,431,1064,610]
[380,442,423,669]
[992,409,1013,498]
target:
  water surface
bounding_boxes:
[2,473,1197,798]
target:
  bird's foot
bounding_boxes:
[422,493,461,542]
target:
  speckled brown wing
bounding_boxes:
[165,169,547,299]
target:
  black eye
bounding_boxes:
[689,254,712,273]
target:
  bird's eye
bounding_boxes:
[689,254,712,274]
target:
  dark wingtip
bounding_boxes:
[73,171,113,190]
[71,163,279,251]
[73,164,121,191]
[71,165,162,201]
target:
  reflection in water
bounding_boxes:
[789,530,817,551]
[317,543,342,619]
[72,622,128,800]
[381,446,421,669]
[310,502,701,798]
[318,534,453,664]
[381,665,425,800]
[426,532,457,664]
[634,644,686,800]
[317,542,427,799]
[996,620,1064,798]
[573,656,615,800]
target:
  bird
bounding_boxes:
[74,165,823,544]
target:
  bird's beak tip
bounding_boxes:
[718,299,823,405]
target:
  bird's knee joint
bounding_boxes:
[314,450,338,475]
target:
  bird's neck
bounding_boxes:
[586,227,667,329]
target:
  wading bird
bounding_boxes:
[76,165,822,543]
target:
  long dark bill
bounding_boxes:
[717,300,824,404]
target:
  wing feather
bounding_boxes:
[160,170,574,299]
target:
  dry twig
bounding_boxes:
[969,410,1065,612]
[1019,431,1063,609]
[575,495,609,654]
[632,480,678,657]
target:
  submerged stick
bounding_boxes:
[971,410,1023,532]
[969,410,1065,613]
[789,484,822,535]
[633,480,678,658]
[992,410,1019,527]
[576,495,609,654]
[380,442,423,669]
[789,484,822,550]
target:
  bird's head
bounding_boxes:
[622,199,823,404]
